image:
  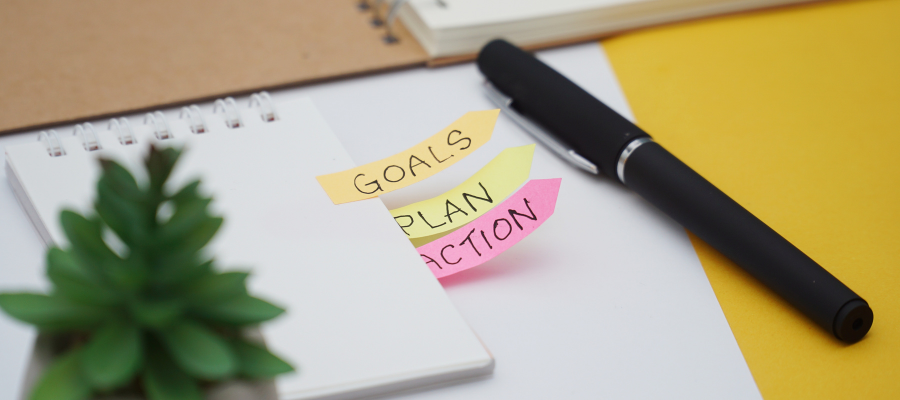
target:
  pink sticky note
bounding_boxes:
[416,178,561,278]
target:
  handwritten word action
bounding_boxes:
[316,110,499,204]
[390,144,534,239]
[417,179,561,278]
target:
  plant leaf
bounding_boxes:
[95,179,145,245]
[193,295,285,325]
[186,272,249,305]
[159,196,212,235]
[98,159,143,202]
[169,180,202,205]
[143,342,203,400]
[0,293,106,331]
[58,212,146,291]
[157,198,214,247]
[153,257,213,286]
[131,299,184,329]
[99,256,146,292]
[157,320,237,380]
[59,211,119,273]
[232,339,295,379]
[81,321,143,389]
[146,146,182,196]
[46,248,92,280]
[28,347,92,400]
[46,248,117,306]
[59,211,115,259]
[168,216,223,254]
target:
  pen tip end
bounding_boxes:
[834,299,873,344]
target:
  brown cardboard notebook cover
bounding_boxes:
[0,0,429,135]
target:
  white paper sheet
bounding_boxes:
[274,42,761,399]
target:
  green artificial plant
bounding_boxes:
[0,146,294,400]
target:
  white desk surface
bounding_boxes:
[0,43,760,400]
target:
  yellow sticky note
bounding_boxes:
[604,0,900,398]
[390,144,535,240]
[317,110,500,204]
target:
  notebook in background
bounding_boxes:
[0,0,429,135]
[2,0,821,138]
[399,0,819,58]
[3,97,493,399]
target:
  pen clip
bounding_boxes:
[483,81,598,175]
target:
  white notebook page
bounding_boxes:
[407,0,641,28]
[3,98,492,399]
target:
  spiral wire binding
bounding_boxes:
[180,105,208,134]
[144,111,174,140]
[382,0,410,43]
[74,122,103,152]
[369,0,387,26]
[38,130,66,157]
[249,92,279,122]
[109,118,137,145]
[213,97,243,128]
[363,0,444,44]
[37,91,278,157]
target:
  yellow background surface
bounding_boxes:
[603,0,900,398]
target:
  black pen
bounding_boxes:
[477,39,872,343]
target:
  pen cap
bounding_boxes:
[477,39,650,179]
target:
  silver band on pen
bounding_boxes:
[616,137,653,184]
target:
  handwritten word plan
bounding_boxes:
[390,144,534,240]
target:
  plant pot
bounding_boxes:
[19,333,279,400]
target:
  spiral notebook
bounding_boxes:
[3,97,493,399]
